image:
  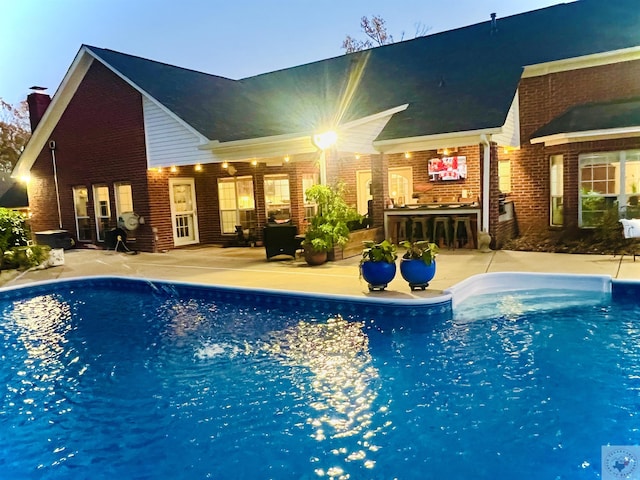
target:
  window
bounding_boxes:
[115,183,133,215]
[93,185,111,242]
[115,182,135,239]
[498,159,512,194]
[550,155,563,226]
[73,186,92,242]
[579,150,640,227]
[264,174,290,222]
[218,176,256,234]
[302,173,319,219]
[389,167,413,206]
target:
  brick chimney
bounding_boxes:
[26,86,51,132]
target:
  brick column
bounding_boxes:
[370,153,389,231]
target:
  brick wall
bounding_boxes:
[512,59,640,236]
[28,61,154,251]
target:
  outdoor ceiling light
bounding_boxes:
[313,130,337,150]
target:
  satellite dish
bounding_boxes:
[118,212,140,231]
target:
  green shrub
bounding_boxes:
[3,245,51,270]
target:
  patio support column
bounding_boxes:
[324,146,340,185]
[370,153,389,230]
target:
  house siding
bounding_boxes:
[143,97,216,168]
[511,58,640,236]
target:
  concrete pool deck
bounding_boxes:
[1,245,640,298]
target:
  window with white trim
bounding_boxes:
[115,183,133,216]
[389,167,413,206]
[264,174,290,222]
[115,183,135,239]
[93,185,111,242]
[218,176,256,234]
[550,155,563,226]
[73,186,92,242]
[579,150,640,227]
[498,159,512,194]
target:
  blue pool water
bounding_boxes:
[1,277,639,479]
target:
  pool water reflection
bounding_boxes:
[0,277,638,479]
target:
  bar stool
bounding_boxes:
[411,216,429,241]
[432,216,451,248]
[452,215,475,249]
[388,216,409,243]
[396,217,409,243]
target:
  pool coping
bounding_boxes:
[3,272,639,321]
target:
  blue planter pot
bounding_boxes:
[360,261,397,291]
[400,258,436,290]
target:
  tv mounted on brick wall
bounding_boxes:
[428,156,467,181]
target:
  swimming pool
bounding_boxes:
[1,275,638,479]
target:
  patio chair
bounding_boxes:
[263,224,301,260]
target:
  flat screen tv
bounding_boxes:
[428,156,467,181]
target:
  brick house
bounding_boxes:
[13,0,640,253]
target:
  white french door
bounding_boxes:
[169,178,199,246]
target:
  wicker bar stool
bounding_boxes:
[432,216,451,248]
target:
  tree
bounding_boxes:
[0,99,31,173]
[342,15,430,53]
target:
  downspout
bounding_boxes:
[49,140,63,229]
[479,134,491,233]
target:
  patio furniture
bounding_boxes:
[452,215,475,249]
[263,224,301,260]
[432,216,451,248]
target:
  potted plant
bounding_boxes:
[302,183,362,265]
[359,239,397,291]
[399,240,439,290]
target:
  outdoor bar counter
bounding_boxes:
[384,202,480,248]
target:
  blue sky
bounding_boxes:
[2,0,570,106]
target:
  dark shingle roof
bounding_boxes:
[532,97,640,138]
[0,182,28,209]
[86,0,640,143]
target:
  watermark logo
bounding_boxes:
[602,446,640,479]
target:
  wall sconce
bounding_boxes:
[404,152,411,159]
[355,153,361,160]
[170,165,178,173]
[194,163,203,172]
[437,147,458,155]
[284,156,290,163]
[222,161,229,169]
[251,159,258,166]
